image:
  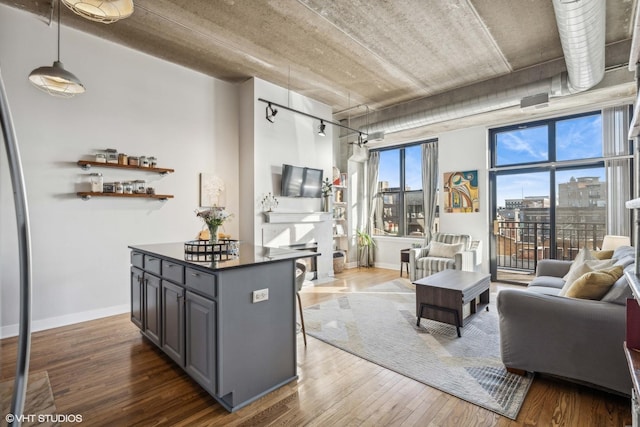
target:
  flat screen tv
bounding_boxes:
[281,164,323,198]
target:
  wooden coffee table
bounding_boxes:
[413,269,491,337]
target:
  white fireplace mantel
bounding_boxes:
[263,211,332,224]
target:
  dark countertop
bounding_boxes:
[129,242,319,272]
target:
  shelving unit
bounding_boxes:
[77,192,173,201]
[77,160,174,175]
[332,182,348,274]
[76,159,174,201]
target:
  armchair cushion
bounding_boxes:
[428,241,465,258]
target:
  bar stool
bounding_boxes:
[295,262,307,346]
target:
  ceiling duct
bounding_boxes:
[357,0,606,136]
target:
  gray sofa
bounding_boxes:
[497,246,636,395]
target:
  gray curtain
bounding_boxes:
[366,151,380,266]
[421,141,439,244]
[602,106,631,236]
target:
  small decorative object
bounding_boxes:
[95,152,106,163]
[146,187,155,195]
[115,181,123,194]
[140,156,149,167]
[128,156,139,166]
[105,148,118,164]
[184,239,239,262]
[89,173,103,192]
[321,178,333,212]
[196,206,233,244]
[149,156,157,168]
[103,182,116,193]
[133,179,146,194]
[123,181,133,194]
[118,153,128,165]
[261,192,278,212]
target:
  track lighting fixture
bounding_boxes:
[266,103,278,123]
[357,132,368,147]
[61,0,134,24]
[29,0,85,98]
[318,120,326,136]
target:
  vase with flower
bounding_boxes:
[321,178,333,212]
[196,206,233,244]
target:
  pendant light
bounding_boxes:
[61,0,134,24]
[28,0,85,98]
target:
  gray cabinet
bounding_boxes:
[130,267,144,329]
[161,281,185,365]
[143,273,161,346]
[185,291,216,394]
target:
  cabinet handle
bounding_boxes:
[148,257,157,262]
[167,263,174,268]
[191,272,200,277]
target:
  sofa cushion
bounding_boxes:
[592,250,614,260]
[560,259,616,296]
[564,265,624,300]
[428,241,465,258]
[601,264,634,305]
[416,256,455,272]
[562,247,595,281]
[529,275,565,290]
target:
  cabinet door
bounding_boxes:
[185,291,216,394]
[130,267,144,330]
[143,273,161,346]
[162,281,185,365]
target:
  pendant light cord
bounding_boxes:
[57,0,61,62]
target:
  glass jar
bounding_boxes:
[133,180,146,194]
[128,156,139,166]
[105,148,118,164]
[140,156,149,168]
[149,156,157,168]
[118,153,128,165]
[89,173,103,193]
[95,153,107,163]
[123,181,133,194]
[115,182,124,194]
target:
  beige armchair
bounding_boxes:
[409,232,482,281]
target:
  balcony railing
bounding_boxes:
[496,221,606,272]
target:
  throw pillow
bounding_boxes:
[559,258,616,296]
[428,241,465,258]
[564,265,624,300]
[591,249,614,260]
[562,247,595,281]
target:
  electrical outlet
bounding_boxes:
[252,288,269,303]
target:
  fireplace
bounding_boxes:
[284,242,318,280]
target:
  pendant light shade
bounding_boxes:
[61,0,134,24]
[29,0,85,98]
[29,61,85,98]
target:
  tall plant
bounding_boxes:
[356,229,376,267]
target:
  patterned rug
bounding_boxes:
[302,279,533,420]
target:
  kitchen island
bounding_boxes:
[129,242,318,412]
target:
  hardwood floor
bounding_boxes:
[0,267,631,426]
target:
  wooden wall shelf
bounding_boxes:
[77,192,173,201]
[77,160,174,175]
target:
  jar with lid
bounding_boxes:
[128,156,139,166]
[118,153,128,165]
[123,181,133,194]
[105,148,118,164]
[95,153,107,163]
[115,182,124,194]
[140,156,149,168]
[133,180,146,194]
[89,173,103,193]
[149,156,157,168]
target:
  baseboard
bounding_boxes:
[0,304,130,339]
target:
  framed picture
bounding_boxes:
[443,170,479,213]
[200,173,225,207]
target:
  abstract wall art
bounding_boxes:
[443,170,479,213]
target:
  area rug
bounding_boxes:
[302,279,533,420]
[0,371,59,426]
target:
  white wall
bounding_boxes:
[239,78,334,280]
[372,126,490,273]
[0,4,239,336]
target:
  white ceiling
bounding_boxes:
[2,0,638,143]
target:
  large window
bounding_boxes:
[491,109,631,280]
[374,144,429,237]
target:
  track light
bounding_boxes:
[29,0,85,98]
[318,120,326,136]
[357,132,368,147]
[266,103,278,123]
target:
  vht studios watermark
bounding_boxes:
[5,413,83,423]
